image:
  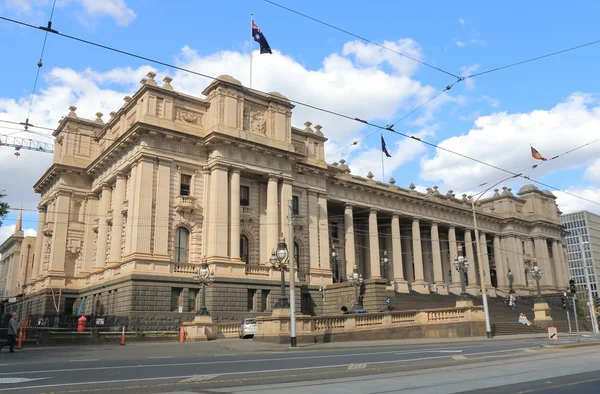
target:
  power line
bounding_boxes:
[264,0,461,79]
[466,39,600,79]
[0,15,598,208]
[22,0,58,132]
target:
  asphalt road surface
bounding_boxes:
[0,337,597,393]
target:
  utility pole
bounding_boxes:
[578,234,599,334]
[288,200,297,347]
[572,294,580,342]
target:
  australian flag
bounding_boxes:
[381,135,392,157]
[252,20,272,54]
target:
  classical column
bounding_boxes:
[464,229,478,292]
[534,237,554,290]
[307,191,320,270]
[318,193,330,271]
[265,175,279,258]
[109,173,127,264]
[402,230,414,283]
[552,240,565,290]
[206,162,230,259]
[153,161,171,257]
[558,241,570,289]
[368,209,380,278]
[229,168,241,261]
[124,165,138,255]
[94,184,112,270]
[493,235,507,290]
[344,204,356,277]
[431,223,445,292]
[507,236,526,292]
[129,158,154,255]
[479,232,492,290]
[391,214,408,292]
[448,226,461,294]
[47,191,71,275]
[411,219,427,292]
[32,206,47,279]
[81,194,98,275]
[280,178,293,251]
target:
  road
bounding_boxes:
[0,336,597,393]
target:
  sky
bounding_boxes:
[1,0,600,244]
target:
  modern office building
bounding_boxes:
[561,210,600,299]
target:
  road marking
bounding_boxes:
[439,350,463,353]
[0,378,48,384]
[179,374,219,383]
[523,348,537,353]
[347,363,366,370]
[0,347,530,392]
[147,356,174,359]
[214,354,236,357]
[68,359,99,362]
[452,355,468,360]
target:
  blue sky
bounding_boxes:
[1,0,600,242]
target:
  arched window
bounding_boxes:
[240,235,249,263]
[174,227,190,263]
[294,242,300,272]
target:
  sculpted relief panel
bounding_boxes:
[175,108,203,126]
[243,105,266,135]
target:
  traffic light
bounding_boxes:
[569,279,576,295]
[561,296,567,309]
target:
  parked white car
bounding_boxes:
[238,318,256,338]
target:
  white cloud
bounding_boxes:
[1,41,446,211]
[420,93,600,195]
[2,0,136,26]
[460,64,480,90]
[0,224,37,246]
[554,188,600,215]
[458,18,466,26]
[584,158,600,185]
[342,39,423,76]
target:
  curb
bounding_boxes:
[542,341,600,349]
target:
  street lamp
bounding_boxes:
[530,260,543,303]
[347,265,364,310]
[270,234,290,309]
[470,173,521,339]
[330,246,340,283]
[193,257,215,316]
[452,244,470,301]
[506,267,515,294]
[380,250,390,278]
[576,232,599,334]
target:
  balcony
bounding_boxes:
[245,264,271,277]
[240,206,255,218]
[175,195,197,214]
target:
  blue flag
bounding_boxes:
[252,20,272,54]
[381,135,392,157]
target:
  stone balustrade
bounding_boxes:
[245,264,271,277]
[172,263,198,275]
[254,306,485,344]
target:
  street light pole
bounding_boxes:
[453,243,470,301]
[577,233,599,334]
[380,250,390,280]
[193,257,215,316]
[530,261,543,303]
[288,200,297,347]
[470,173,521,339]
[348,265,364,310]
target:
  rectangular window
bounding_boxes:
[180,174,191,196]
[171,288,183,312]
[292,196,299,215]
[240,186,250,206]
[188,289,198,312]
[247,289,256,311]
[261,290,270,312]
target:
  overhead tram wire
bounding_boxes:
[1,16,599,207]
[21,0,58,133]
[264,0,460,80]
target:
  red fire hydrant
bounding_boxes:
[77,315,87,333]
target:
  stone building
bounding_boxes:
[19,72,569,327]
[0,210,36,302]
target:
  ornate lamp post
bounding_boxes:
[530,260,543,303]
[347,265,364,310]
[506,267,515,294]
[452,244,470,301]
[193,257,215,316]
[270,234,290,309]
[330,246,340,283]
[380,250,390,278]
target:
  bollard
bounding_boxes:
[179,326,185,343]
[121,325,126,345]
[17,327,24,349]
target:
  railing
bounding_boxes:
[177,196,196,205]
[427,309,465,322]
[213,323,239,338]
[391,312,418,324]
[173,263,197,274]
[356,315,384,328]
[314,317,345,331]
[245,265,270,277]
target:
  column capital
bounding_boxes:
[116,170,128,179]
[431,221,439,227]
[392,213,400,219]
[345,203,355,210]
[370,208,378,214]
[229,165,244,174]
[85,193,99,201]
[207,161,230,172]
[101,182,112,191]
[412,218,420,223]
[267,173,280,181]
[56,189,73,197]
[37,204,47,212]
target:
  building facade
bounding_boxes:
[561,210,600,299]
[0,211,36,302]
[17,72,569,327]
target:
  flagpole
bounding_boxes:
[381,132,385,181]
[249,14,253,88]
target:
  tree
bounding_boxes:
[0,192,8,227]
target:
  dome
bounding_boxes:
[215,75,242,86]
[519,184,539,194]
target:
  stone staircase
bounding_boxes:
[387,291,591,337]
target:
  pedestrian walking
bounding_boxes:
[4,312,18,353]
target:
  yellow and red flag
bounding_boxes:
[531,146,547,161]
